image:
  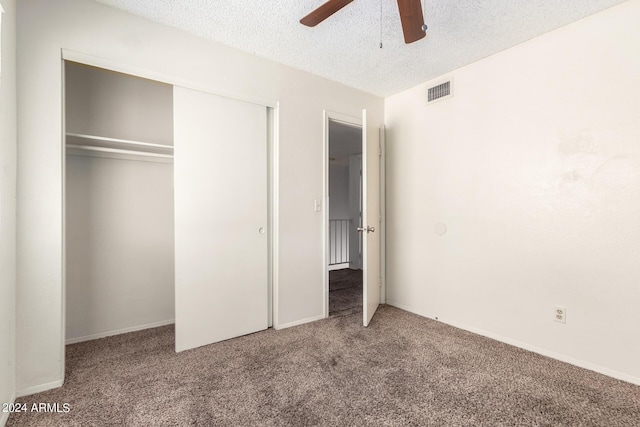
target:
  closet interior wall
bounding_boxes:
[64,62,175,343]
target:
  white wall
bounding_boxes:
[16,0,383,394]
[0,0,17,423]
[329,163,349,219]
[65,156,175,343]
[65,62,174,145]
[385,0,640,384]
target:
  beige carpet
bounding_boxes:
[7,306,640,426]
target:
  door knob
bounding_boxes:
[357,226,375,233]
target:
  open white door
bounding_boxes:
[174,86,268,352]
[361,109,381,326]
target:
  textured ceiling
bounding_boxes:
[94,0,627,97]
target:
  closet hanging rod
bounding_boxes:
[65,132,174,150]
[66,144,174,159]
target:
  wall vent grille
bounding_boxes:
[428,80,452,103]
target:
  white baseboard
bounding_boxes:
[16,379,64,398]
[275,313,325,330]
[328,263,349,271]
[386,300,640,387]
[66,319,175,344]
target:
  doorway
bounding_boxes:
[327,118,363,317]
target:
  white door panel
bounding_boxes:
[174,87,268,352]
[362,109,381,326]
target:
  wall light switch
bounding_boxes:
[314,199,322,212]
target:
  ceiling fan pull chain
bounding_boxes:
[379,0,383,48]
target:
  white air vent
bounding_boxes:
[427,79,453,103]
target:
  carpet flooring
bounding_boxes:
[329,268,362,317]
[7,305,640,426]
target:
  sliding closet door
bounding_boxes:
[174,87,268,352]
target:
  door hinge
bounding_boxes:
[378,144,382,157]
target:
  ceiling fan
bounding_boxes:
[300,0,427,44]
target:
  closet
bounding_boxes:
[64,61,270,352]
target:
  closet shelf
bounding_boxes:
[66,144,174,159]
[65,132,173,150]
[65,132,174,161]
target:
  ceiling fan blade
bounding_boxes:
[397,0,426,44]
[300,0,354,27]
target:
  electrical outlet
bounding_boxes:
[554,306,566,323]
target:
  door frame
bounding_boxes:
[322,110,363,319]
[61,50,280,371]
[379,126,386,305]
